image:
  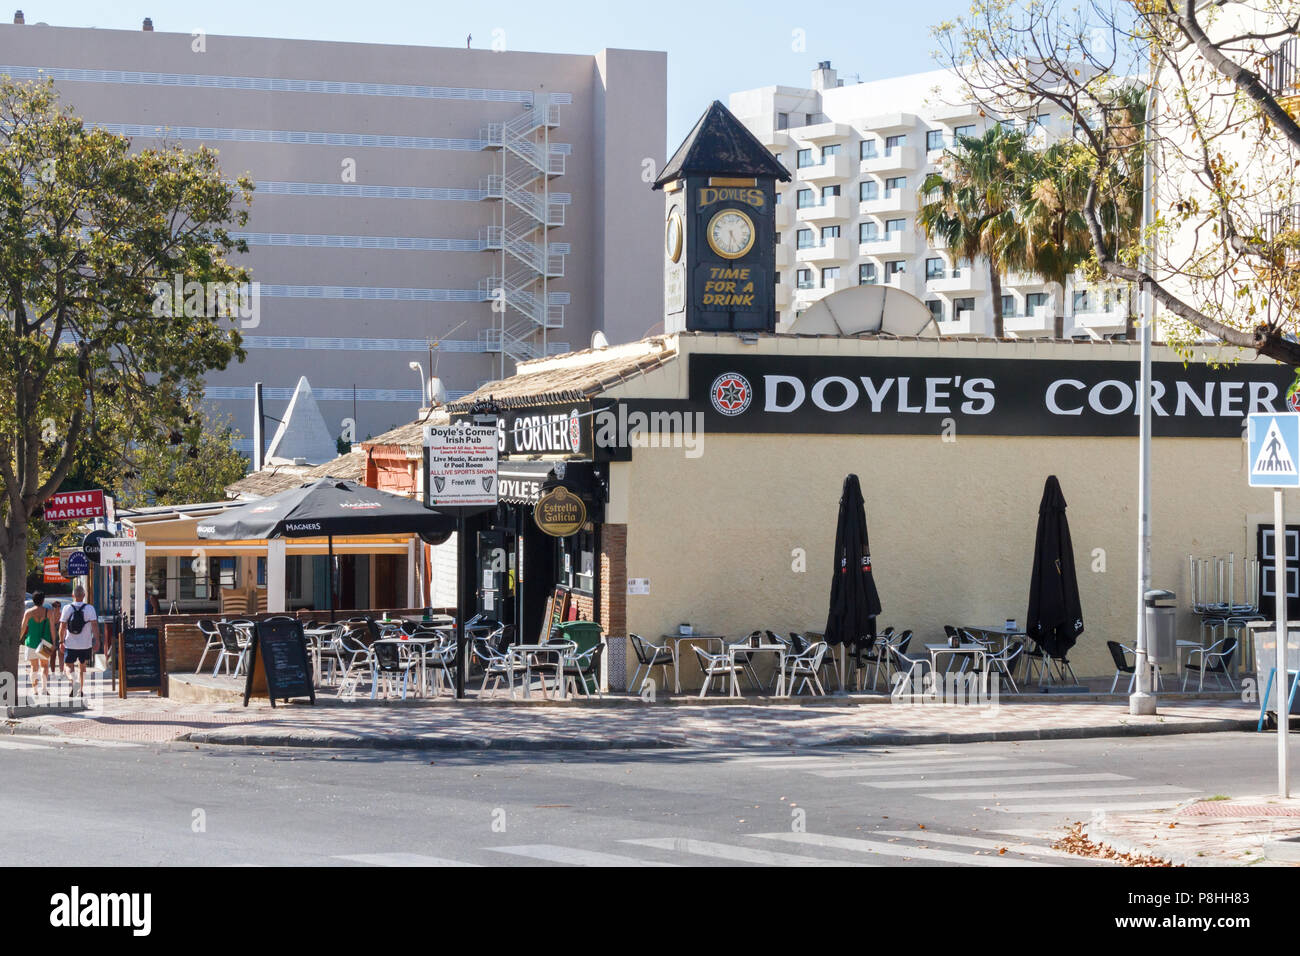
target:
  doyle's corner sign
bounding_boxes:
[1249,413,1300,488]
[534,485,586,537]
[424,424,498,508]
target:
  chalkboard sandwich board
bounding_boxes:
[118,628,167,698]
[243,618,316,708]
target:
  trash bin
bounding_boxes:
[1144,589,1177,665]
[554,621,604,693]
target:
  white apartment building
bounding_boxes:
[0,14,666,451]
[730,62,1132,339]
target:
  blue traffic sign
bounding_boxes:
[1249,413,1300,487]
[66,551,89,576]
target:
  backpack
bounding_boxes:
[68,603,86,634]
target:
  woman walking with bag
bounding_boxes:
[20,591,54,699]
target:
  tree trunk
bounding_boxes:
[989,265,1004,338]
[0,526,29,702]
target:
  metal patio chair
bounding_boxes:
[629,633,674,695]
[1183,636,1238,693]
[693,645,741,698]
[195,619,222,674]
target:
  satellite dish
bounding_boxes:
[787,285,936,337]
[590,330,610,349]
[428,377,448,405]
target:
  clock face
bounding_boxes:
[665,210,683,263]
[706,208,756,259]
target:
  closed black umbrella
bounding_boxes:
[1026,475,1084,660]
[824,474,882,689]
[197,478,455,617]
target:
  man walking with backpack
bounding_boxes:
[60,585,99,697]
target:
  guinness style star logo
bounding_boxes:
[709,372,753,417]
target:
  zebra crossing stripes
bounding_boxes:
[754,832,1056,866]
[924,785,1193,802]
[0,736,139,750]
[490,845,679,866]
[335,853,481,867]
[812,759,1073,778]
[622,838,873,867]
[870,830,1108,864]
[865,772,1129,789]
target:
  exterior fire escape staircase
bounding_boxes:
[479,96,567,369]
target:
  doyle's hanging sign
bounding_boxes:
[424,425,498,508]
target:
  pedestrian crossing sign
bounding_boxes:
[1249,413,1300,487]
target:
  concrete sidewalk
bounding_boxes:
[1079,795,1300,866]
[3,692,1260,751]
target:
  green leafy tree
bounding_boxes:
[0,79,253,680]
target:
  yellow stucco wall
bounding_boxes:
[617,431,1299,679]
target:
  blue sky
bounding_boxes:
[27,0,972,146]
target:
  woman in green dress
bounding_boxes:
[20,590,54,697]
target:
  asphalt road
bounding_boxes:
[0,731,1293,867]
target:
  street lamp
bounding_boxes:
[408,361,427,407]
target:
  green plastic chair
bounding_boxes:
[553,621,604,695]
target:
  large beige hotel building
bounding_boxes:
[0,15,666,451]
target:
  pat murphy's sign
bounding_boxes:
[653,353,1297,439]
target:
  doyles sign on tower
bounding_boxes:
[654,101,791,334]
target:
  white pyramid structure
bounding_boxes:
[264,376,338,466]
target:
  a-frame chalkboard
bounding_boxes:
[118,628,166,698]
[242,618,315,708]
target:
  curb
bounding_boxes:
[1086,807,1214,867]
[163,715,1261,752]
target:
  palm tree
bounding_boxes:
[919,125,1031,338]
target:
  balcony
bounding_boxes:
[790,120,851,143]
[793,277,849,305]
[796,237,851,263]
[1004,305,1057,336]
[880,271,922,299]
[796,195,851,222]
[775,243,792,268]
[860,112,919,133]
[860,231,917,257]
[752,125,792,150]
[926,269,985,294]
[860,146,918,175]
[775,282,791,307]
[1071,306,1128,334]
[938,308,986,337]
[859,191,917,216]
[775,201,793,228]
[930,101,984,124]
[799,153,852,182]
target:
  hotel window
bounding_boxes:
[859,262,878,285]
[556,530,595,596]
[822,144,841,160]
[796,268,814,289]
[925,257,946,280]
[1001,294,1017,317]
[927,299,944,321]
[884,218,906,236]
[954,124,976,140]
[884,176,906,197]
[821,266,840,288]
[1072,290,1090,313]
[885,134,907,155]
[858,221,878,243]
[1026,114,1045,132]
[926,130,945,152]
[796,188,815,208]
[775,191,783,204]
[860,139,878,159]
[998,119,1016,133]
[797,148,814,168]
[1026,291,1049,313]
[821,225,840,240]
[774,272,781,285]
[954,296,975,316]
[859,180,878,202]
[885,260,906,279]
[777,112,790,130]
[805,113,815,125]
[774,232,781,246]
[821,184,840,200]
[796,228,814,248]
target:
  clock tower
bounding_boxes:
[653,101,791,334]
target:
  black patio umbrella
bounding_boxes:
[824,474,882,690]
[1026,475,1084,660]
[197,478,455,617]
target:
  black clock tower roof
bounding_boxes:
[653,100,793,189]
